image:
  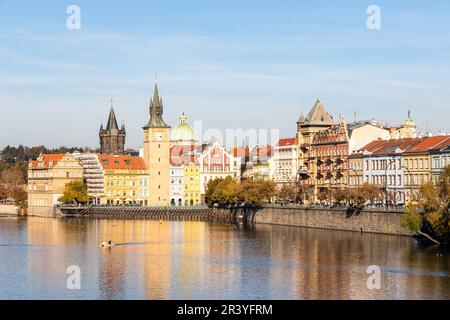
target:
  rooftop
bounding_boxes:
[98,155,147,170]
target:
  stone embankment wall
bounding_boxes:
[255,206,412,236]
[0,205,20,216]
[27,206,55,218]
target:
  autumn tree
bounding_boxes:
[58,180,89,205]
[0,184,8,200]
[276,182,298,204]
[351,183,382,207]
[241,179,276,207]
[332,188,352,205]
[205,177,276,208]
[0,166,24,196]
[402,165,450,245]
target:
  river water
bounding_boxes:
[0,217,448,300]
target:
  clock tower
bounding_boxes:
[143,80,171,206]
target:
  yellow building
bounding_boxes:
[143,81,171,206]
[403,136,449,203]
[28,153,84,217]
[348,152,364,188]
[183,163,201,206]
[99,155,149,205]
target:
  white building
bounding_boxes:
[358,139,423,205]
[272,138,298,186]
[198,140,235,195]
[169,165,184,206]
[347,120,391,154]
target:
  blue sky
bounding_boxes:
[1,0,449,149]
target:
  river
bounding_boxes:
[0,217,448,300]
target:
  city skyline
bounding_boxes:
[1,0,450,149]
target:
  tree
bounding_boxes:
[0,184,8,200]
[205,177,276,208]
[402,165,450,245]
[58,180,89,204]
[205,178,223,207]
[333,188,352,205]
[11,187,27,207]
[276,183,298,204]
[1,166,24,196]
[347,183,382,208]
[241,179,276,207]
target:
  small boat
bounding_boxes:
[98,241,115,248]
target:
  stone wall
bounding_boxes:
[27,206,56,218]
[255,206,412,236]
[0,205,19,216]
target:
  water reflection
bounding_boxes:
[0,217,448,300]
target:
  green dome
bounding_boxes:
[170,114,196,142]
[403,110,416,127]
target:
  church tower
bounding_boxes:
[143,80,171,206]
[99,101,126,154]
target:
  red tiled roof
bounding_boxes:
[32,154,64,168]
[278,137,298,147]
[405,136,450,153]
[249,145,273,160]
[358,138,425,155]
[98,155,147,170]
[230,146,250,157]
[430,136,450,151]
[170,145,197,166]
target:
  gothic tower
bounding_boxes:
[99,101,126,154]
[143,81,171,206]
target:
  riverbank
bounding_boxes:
[255,206,411,236]
[44,205,413,236]
[0,204,20,216]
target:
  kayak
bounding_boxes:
[98,242,115,248]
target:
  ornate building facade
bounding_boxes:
[28,153,84,216]
[272,138,298,187]
[198,140,235,198]
[99,103,126,155]
[99,155,149,205]
[303,117,349,202]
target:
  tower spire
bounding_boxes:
[143,78,170,129]
[106,100,119,131]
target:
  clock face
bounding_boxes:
[155,133,163,141]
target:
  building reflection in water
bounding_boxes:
[1,217,448,299]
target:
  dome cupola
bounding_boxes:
[170,113,196,144]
